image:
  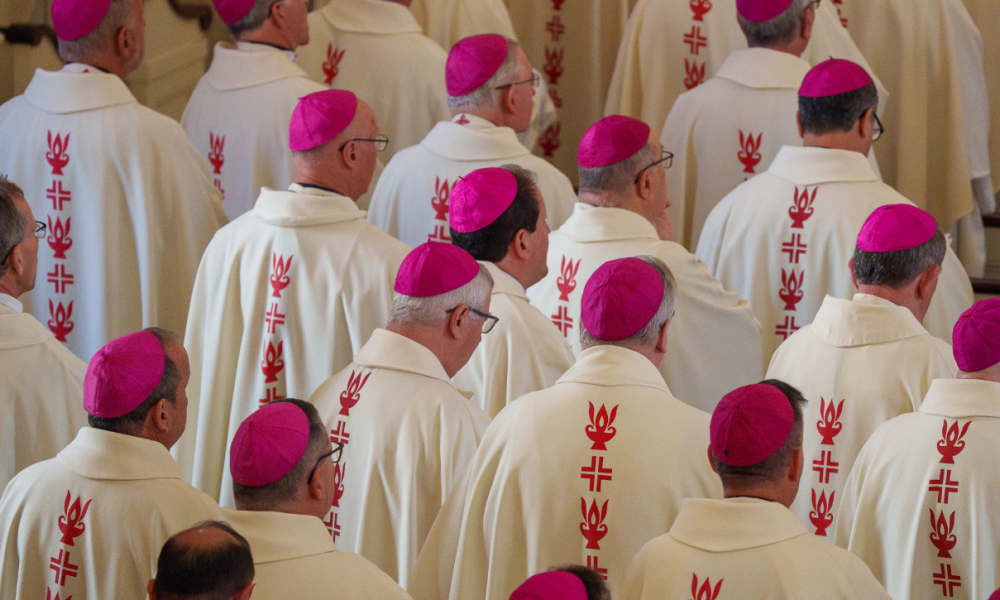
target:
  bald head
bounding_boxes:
[294,100,381,201]
[149,521,254,600]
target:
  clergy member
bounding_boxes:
[768,204,959,540]
[836,298,1000,600]
[368,34,576,247]
[619,382,891,600]
[178,89,409,506]
[697,58,974,362]
[447,166,574,417]
[148,522,255,600]
[223,401,412,599]
[0,329,222,600]
[409,257,722,600]
[528,116,762,414]
[309,242,491,586]
[182,0,327,219]
[297,0,452,162]
[0,0,227,362]
[0,175,87,490]
[660,0,819,248]
[510,569,609,600]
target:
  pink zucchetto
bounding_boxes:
[447,34,509,97]
[581,257,664,341]
[288,90,358,152]
[988,587,1000,600]
[578,116,651,168]
[230,402,311,487]
[952,298,1000,373]
[857,204,937,253]
[711,384,794,467]
[449,167,519,233]
[213,0,256,25]
[736,0,795,22]
[509,572,587,600]
[799,58,874,98]
[394,242,480,297]
[83,330,165,418]
[52,0,113,41]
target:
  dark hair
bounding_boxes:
[450,164,540,263]
[713,380,806,487]
[88,328,181,435]
[232,399,328,509]
[154,521,254,600]
[853,228,946,288]
[799,82,879,136]
[553,565,611,600]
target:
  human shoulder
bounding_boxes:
[327,550,412,599]
[806,535,891,597]
[353,222,410,261]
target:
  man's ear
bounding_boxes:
[498,85,516,116]
[788,447,804,484]
[796,111,804,139]
[848,257,858,288]
[447,305,471,341]
[707,445,718,474]
[636,169,655,201]
[147,398,172,434]
[858,108,875,140]
[340,142,358,169]
[509,228,532,261]
[147,579,157,600]
[800,3,815,43]
[916,264,941,302]
[307,459,327,501]
[5,243,25,276]
[655,319,670,354]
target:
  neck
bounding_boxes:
[76,56,128,79]
[957,368,1000,384]
[385,323,457,377]
[582,340,664,368]
[0,280,20,299]
[237,498,326,521]
[802,133,868,155]
[451,106,505,129]
[855,284,923,322]
[493,257,532,290]
[294,170,354,200]
[722,485,789,507]
[237,30,295,52]
[579,189,653,222]
[748,39,805,57]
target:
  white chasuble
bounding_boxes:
[836,379,1000,600]
[308,329,490,588]
[298,0,452,163]
[452,262,574,418]
[181,42,327,220]
[527,204,763,414]
[0,303,88,491]
[959,0,999,201]
[696,146,974,363]
[408,346,722,600]
[767,294,958,541]
[223,509,412,600]
[0,66,227,362]
[620,498,891,600]
[0,428,222,600]
[409,0,516,51]
[368,113,576,248]
[176,185,409,505]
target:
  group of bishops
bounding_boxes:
[0,0,996,598]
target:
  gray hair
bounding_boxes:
[580,256,676,348]
[228,0,288,38]
[853,228,946,288]
[57,0,135,62]
[799,82,879,135]
[738,0,810,48]
[448,38,523,111]
[388,264,494,328]
[0,174,27,278]
[578,142,658,194]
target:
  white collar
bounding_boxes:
[223,508,338,562]
[58,428,183,481]
[713,48,811,90]
[809,293,929,347]
[558,345,670,394]
[920,378,1000,419]
[248,185,366,227]
[0,292,23,314]
[420,115,530,161]
[558,203,659,243]
[201,42,306,91]
[669,497,809,551]
[24,67,135,114]
[483,261,526,298]
[318,0,423,35]
[236,41,297,62]
[354,329,453,384]
[767,145,879,186]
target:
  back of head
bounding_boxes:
[737,0,808,48]
[389,242,494,329]
[450,165,540,262]
[853,204,946,289]
[54,0,133,63]
[0,174,27,280]
[153,521,254,600]
[216,0,272,37]
[952,298,1000,376]
[799,58,878,137]
[579,256,675,350]
[447,35,522,111]
[577,115,656,198]
[510,567,608,600]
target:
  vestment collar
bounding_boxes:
[669,497,809,551]
[713,48,811,90]
[203,42,306,91]
[0,292,22,314]
[558,203,658,244]
[354,328,453,384]
[420,114,530,161]
[919,378,1000,419]
[557,345,670,394]
[0,310,53,350]
[251,185,366,227]
[318,0,423,35]
[24,67,135,114]
[223,508,338,562]
[767,145,879,186]
[57,427,183,481]
[810,293,929,347]
[483,261,526,299]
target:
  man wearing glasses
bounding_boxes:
[225,400,411,599]
[178,89,410,509]
[697,58,973,364]
[308,242,491,588]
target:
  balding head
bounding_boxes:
[294,99,381,201]
[149,521,254,600]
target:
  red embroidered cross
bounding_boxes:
[258,387,285,408]
[775,315,800,340]
[330,421,350,446]
[545,16,566,42]
[428,224,452,243]
[551,306,574,337]
[781,234,808,264]
[586,555,608,581]
[455,114,470,125]
[812,450,839,484]
[323,511,342,543]
[683,26,708,55]
[49,549,79,586]
[928,469,960,504]
[47,264,74,294]
[46,180,71,211]
[933,563,962,597]
[580,455,613,492]
[265,303,286,334]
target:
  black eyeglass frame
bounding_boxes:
[495,73,541,91]
[338,134,390,152]
[634,150,675,184]
[1,220,45,267]
[867,110,885,141]
[445,305,500,334]
[307,442,344,484]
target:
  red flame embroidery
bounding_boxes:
[539,122,561,158]
[260,341,284,383]
[778,269,804,312]
[208,132,225,175]
[689,0,713,21]
[690,573,724,600]
[46,590,71,600]
[937,419,971,464]
[543,47,564,86]
[331,462,346,507]
[323,44,346,85]
[586,402,619,451]
[339,370,371,417]
[684,59,707,90]
[929,509,958,558]
[557,256,581,302]
[737,130,763,174]
[809,488,835,536]
[816,398,845,446]
[550,0,565,8]
[47,216,72,259]
[431,177,451,222]
[579,498,609,549]
[269,253,293,299]
[47,300,74,342]
[789,186,817,228]
[46,131,70,175]
[58,491,91,546]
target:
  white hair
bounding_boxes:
[57,0,134,62]
[448,38,523,111]
[389,264,494,327]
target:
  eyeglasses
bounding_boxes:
[806,0,821,9]
[495,73,541,91]
[868,111,884,141]
[307,442,344,485]
[1,220,45,267]
[339,134,389,152]
[445,306,499,333]
[633,150,674,184]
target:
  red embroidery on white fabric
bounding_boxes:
[331,462,347,507]
[579,498,609,549]
[47,264,74,294]
[323,511,341,542]
[431,177,451,222]
[585,403,618,450]
[811,450,839,484]
[338,370,371,417]
[778,269,804,311]
[780,233,808,264]
[58,492,91,546]
[545,16,566,42]
[808,488,835,536]
[684,59,707,90]
[586,556,608,580]
[580,456,613,492]
[816,398,845,445]
[323,44,346,85]
[46,131,70,175]
[689,0,713,21]
[47,216,72,259]
[46,180,71,211]
[539,122,561,158]
[774,315,800,340]
[933,564,961,597]
[49,550,79,586]
[260,341,285,383]
[937,420,971,464]
[46,588,71,600]
[928,469,960,504]
[551,306,574,337]
[330,421,351,447]
[789,186,817,228]
[690,573,724,600]
[264,303,286,334]
[929,509,958,558]
[269,253,293,299]
[543,48,565,86]
[208,132,225,175]
[455,114,470,125]
[550,0,565,9]
[548,87,564,108]
[47,300,74,342]
[683,26,708,55]
[737,130,763,174]
[556,256,581,302]
[258,388,285,408]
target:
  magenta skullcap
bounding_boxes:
[952,298,1000,372]
[857,204,937,253]
[83,331,166,418]
[988,587,1000,600]
[509,572,587,600]
[213,0,256,25]
[52,0,113,41]
[447,34,509,97]
[230,402,311,487]
[449,167,519,233]
[578,116,651,168]
[736,0,795,22]
[581,257,664,341]
[289,90,358,152]
[711,384,794,466]
[800,58,874,97]
[395,242,480,297]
